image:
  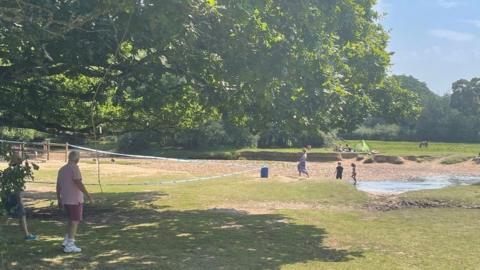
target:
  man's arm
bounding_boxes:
[73,178,94,203]
[56,181,62,209]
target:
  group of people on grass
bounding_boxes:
[297,147,357,185]
[2,150,93,253]
[334,144,355,153]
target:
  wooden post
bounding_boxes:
[65,142,69,162]
[46,139,50,161]
[43,141,46,160]
[96,150,103,193]
[20,143,25,160]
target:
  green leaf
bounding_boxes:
[207,0,216,7]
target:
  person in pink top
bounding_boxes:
[56,150,93,253]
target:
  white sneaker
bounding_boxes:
[64,243,82,253]
[62,234,75,247]
[62,235,69,247]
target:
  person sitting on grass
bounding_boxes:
[57,150,94,253]
[344,144,352,152]
[297,148,310,178]
[1,153,36,241]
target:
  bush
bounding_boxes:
[117,131,158,153]
[224,124,258,148]
[258,127,337,148]
[297,129,337,148]
[258,128,293,147]
[348,124,412,141]
[0,127,47,141]
[440,155,473,165]
[0,143,39,215]
[198,121,231,146]
[174,129,201,148]
[176,121,258,149]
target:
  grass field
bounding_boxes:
[1,157,480,270]
[244,140,480,157]
[86,140,480,160]
[354,140,480,157]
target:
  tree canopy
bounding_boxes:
[1,0,420,146]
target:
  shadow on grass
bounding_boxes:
[2,191,363,270]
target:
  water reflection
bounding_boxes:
[356,176,480,194]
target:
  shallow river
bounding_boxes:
[356,175,480,194]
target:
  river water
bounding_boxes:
[356,175,480,194]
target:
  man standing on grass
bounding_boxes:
[56,150,93,253]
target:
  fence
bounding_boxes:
[0,139,70,162]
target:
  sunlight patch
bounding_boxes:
[91,225,110,229]
[176,233,192,237]
[41,256,76,264]
[121,223,159,231]
[96,250,122,258]
[108,256,136,264]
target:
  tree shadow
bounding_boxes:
[2,191,363,269]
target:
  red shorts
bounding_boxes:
[64,204,83,221]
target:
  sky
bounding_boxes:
[376,0,480,95]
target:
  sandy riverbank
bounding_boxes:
[264,159,480,181]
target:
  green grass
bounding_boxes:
[2,161,480,269]
[346,140,480,157]
[402,184,480,206]
[85,140,480,160]
[440,155,474,165]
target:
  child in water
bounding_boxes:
[335,162,344,180]
[351,163,357,185]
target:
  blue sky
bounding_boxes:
[376,0,480,95]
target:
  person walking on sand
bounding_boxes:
[351,163,357,185]
[297,148,310,178]
[56,150,93,253]
[335,162,344,180]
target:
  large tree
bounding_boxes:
[1,0,402,141]
[450,78,480,116]
[394,75,439,105]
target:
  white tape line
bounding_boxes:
[28,167,258,186]
[69,144,252,169]
[69,144,194,163]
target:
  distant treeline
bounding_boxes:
[345,75,480,143]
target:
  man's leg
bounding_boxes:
[20,216,30,237]
[63,204,82,252]
[17,203,35,240]
[67,220,79,242]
